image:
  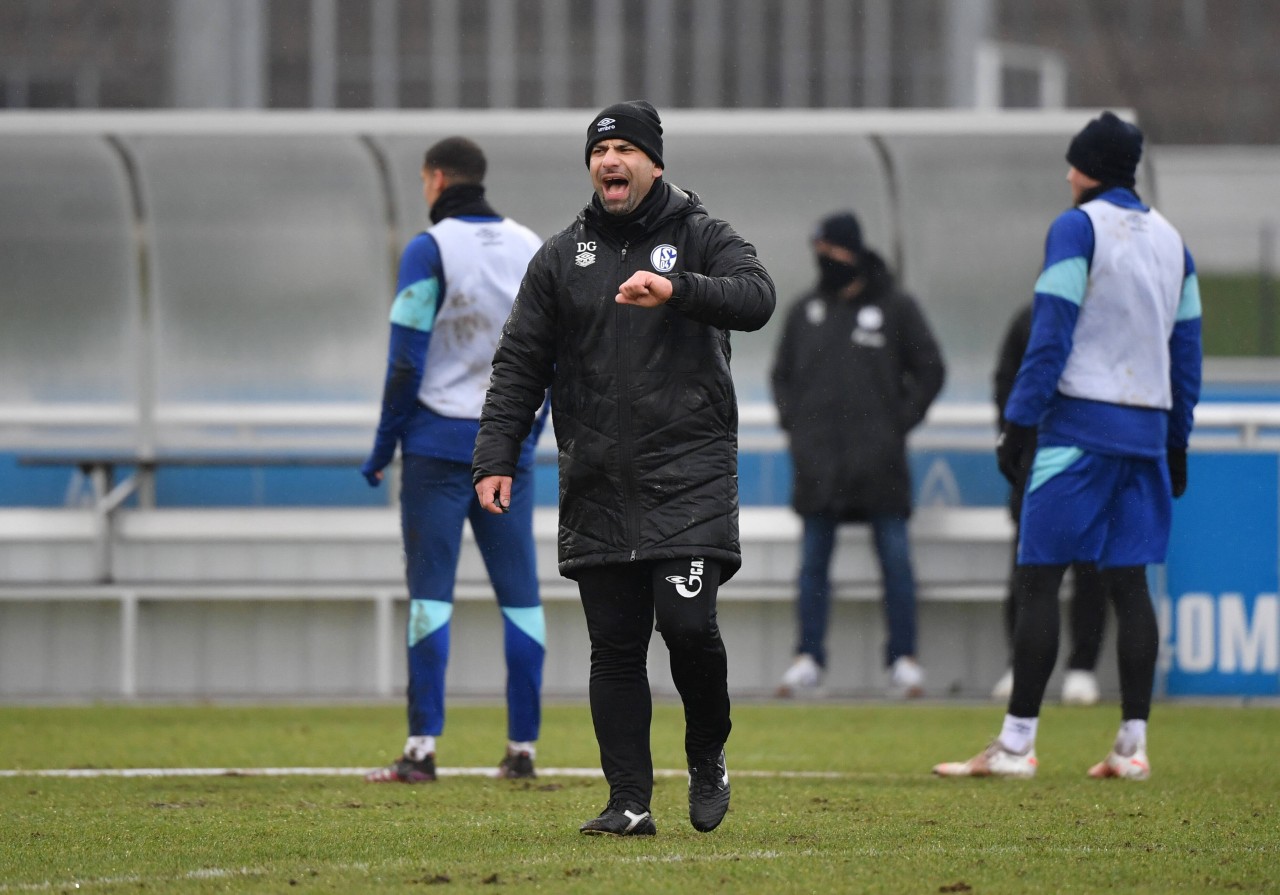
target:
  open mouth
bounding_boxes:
[602,174,630,202]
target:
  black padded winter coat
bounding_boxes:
[473,181,776,581]
[771,251,945,520]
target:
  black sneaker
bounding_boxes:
[496,750,536,780]
[688,749,730,832]
[579,800,657,836]
[365,753,436,783]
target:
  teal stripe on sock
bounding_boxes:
[1027,446,1084,494]
[408,599,452,648]
[502,606,546,648]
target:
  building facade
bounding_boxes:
[1,0,1276,143]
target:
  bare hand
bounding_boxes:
[475,474,513,514]
[615,270,674,308]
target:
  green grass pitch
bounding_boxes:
[1,701,1275,893]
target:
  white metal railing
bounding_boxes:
[740,401,1280,451]
[5,400,1280,451]
[0,403,138,426]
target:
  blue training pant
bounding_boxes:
[1018,446,1171,568]
[400,454,544,741]
[796,512,918,668]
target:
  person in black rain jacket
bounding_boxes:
[771,211,944,699]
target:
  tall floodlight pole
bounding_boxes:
[171,0,267,108]
[310,0,337,109]
[946,0,993,107]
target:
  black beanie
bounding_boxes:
[1066,111,1143,188]
[585,100,664,167]
[814,211,864,254]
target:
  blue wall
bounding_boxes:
[2,449,1007,510]
[1163,453,1280,697]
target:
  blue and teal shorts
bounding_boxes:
[1017,446,1171,568]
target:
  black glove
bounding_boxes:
[996,422,1037,486]
[1168,447,1188,498]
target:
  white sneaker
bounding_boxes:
[1061,670,1100,706]
[933,740,1038,778]
[889,656,925,698]
[1087,746,1150,781]
[776,653,822,698]
[990,668,1013,701]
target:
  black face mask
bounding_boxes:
[817,255,860,294]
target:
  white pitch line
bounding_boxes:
[0,766,856,780]
[0,866,272,893]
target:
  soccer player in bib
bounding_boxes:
[934,112,1202,781]
[362,137,547,783]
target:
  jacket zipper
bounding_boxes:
[615,240,640,559]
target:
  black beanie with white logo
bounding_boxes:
[585,100,664,167]
[1065,111,1143,188]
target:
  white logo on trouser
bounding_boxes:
[665,558,705,598]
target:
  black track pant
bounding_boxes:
[1002,548,1108,672]
[576,558,732,809]
[1009,564,1158,721]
